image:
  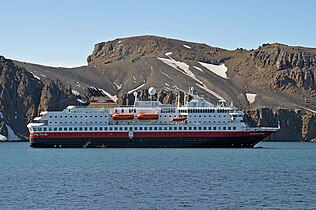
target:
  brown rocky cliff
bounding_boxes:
[0,56,77,139]
[245,107,316,141]
[250,44,316,91]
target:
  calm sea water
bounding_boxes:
[0,142,315,209]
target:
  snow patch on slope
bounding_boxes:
[193,66,204,73]
[0,134,7,141]
[196,83,224,100]
[245,93,257,104]
[158,55,224,100]
[157,57,198,82]
[100,89,118,102]
[6,125,20,141]
[198,62,228,79]
[183,44,191,49]
[31,72,41,80]
[71,90,80,96]
[113,82,122,90]
[165,52,173,57]
[127,84,146,94]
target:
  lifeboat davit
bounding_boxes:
[137,113,159,120]
[172,116,187,121]
[112,113,134,120]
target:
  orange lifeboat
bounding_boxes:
[112,113,134,120]
[172,116,187,121]
[137,113,159,120]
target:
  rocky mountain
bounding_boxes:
[1,35,316,141]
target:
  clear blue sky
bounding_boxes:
[1,0,316,67]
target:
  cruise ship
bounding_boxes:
[27,87,279,148]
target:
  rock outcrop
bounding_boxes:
[0,56,77,139]
[245,107,316,141]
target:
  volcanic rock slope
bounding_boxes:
[4,35,316,141]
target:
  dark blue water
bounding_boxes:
[0,142,315,209]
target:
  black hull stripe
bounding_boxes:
[30,136,266,148]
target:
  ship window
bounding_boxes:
[119,127,123,131]
[164,127,167,130]
[198,127,202,130]
[233,127,236,130]
[134,127,138,131]
[159,127,162,130]
[49,127,52,131]
[53,127,57,131]
[43,127,47,131]
[55,116,57,118]
[50,116,52,118]
[149,127,152,130]
[59,128,62,131]
[188,127,192,130]
[203,127,207,130]
[69,127,73,131]
[64,128,67,131]
[89,127,93,131]
[74,127,78,131]
[65,116,67,118]
[154,127,157,130]
[184,127,187,130]
[228,127,231,130]
[84,127,88,131]
[174,127,177,130]
[70,116,72,118]
[109,127,113,131]
[218,127,221,130]
[104,127,107,131]
[139,127,143,131]
[124,127,128,131]
[223,127,226,130]
[144,127,147,131]
[114,127,118,131]
[179,127,182,130]
[213,127,216,130]
[94,127,98,131]
[129,127,132,131]
[208,127,212,130]
[193,127,197,130]
[60,116,62,118]
[79,127,83,131]
[168,127,172,130]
